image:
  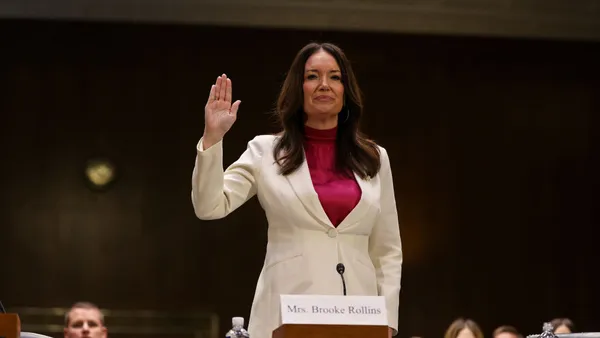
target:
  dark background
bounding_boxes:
[1,19,598,337]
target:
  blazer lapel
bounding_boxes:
[337,172,373,229]
[285,160,333,227]
[285,159,375,229]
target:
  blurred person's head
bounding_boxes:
[551,318,575,334]
[445,318,484,338]
[493,325,523,338]
[64,302,107,338]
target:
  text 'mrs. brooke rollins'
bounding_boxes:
[287,305,382,315]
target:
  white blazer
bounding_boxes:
[192,134,403,338]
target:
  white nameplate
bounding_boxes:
[280,294,387,326]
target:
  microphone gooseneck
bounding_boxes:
[0,300,6,313]
[336,263,347,296]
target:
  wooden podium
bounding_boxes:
[272,323,388,338]
[0,313,21,338]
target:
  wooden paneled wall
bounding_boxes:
[1,19,598,338]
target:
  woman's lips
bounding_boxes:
[314,95,334,101]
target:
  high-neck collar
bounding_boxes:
[304,125,337,143]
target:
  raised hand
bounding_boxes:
[203,74,241,149]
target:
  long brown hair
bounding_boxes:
[272,42,381,179]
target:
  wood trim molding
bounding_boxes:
[1,0,599,41]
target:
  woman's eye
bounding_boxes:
[307,74,317,80]
[331,75,341,81]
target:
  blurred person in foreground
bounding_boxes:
[444,318,485,338]
[551,318,575,334]
[64,302,107,338]
[493,325,523,338]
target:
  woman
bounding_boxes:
[444,318,484,338]
[192,42,402,338]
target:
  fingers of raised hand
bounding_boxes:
[215,75,223,100]
[206,84,216,105]
[230,100,241,116]
[225,78,233,103]
[218,74,228,102]
[206,74,236,112]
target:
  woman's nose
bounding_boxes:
[319,80,330,90]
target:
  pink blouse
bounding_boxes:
[304,125,362,227]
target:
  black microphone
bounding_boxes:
[0,300,6,313]
[336,263,347,296]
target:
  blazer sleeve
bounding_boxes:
[368,146,403,335]
[191,136,264,220]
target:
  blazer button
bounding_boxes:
[327,228,338,238]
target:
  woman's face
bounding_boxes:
[555,325,572,334]
[302,49,345,128]
[457,328,476,338]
